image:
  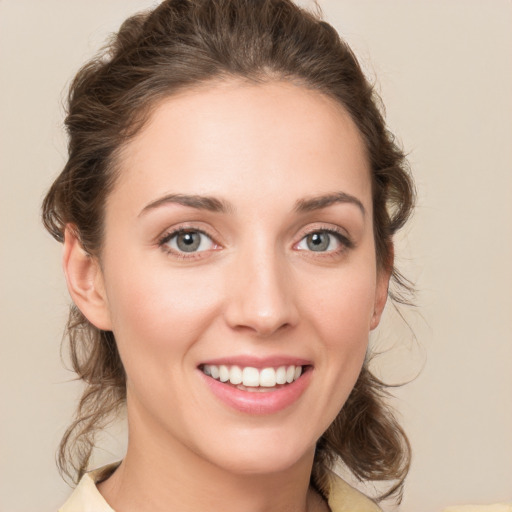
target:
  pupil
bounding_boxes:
[177,232,200,252]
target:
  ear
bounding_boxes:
[62,225,113,331]
[370,245,393,331]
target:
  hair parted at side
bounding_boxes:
[42,0,414,503]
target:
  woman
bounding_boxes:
[42,0,415,510]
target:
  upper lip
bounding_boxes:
[198,355,312,369]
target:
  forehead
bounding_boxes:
[112,80,371,215]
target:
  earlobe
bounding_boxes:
[370,269,390,330]
[62,225,112,331]
[370,246,393,331]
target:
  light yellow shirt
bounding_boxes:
[59,465,381,512]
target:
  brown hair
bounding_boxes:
[42,0,414,503]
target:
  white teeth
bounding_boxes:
[229,365,243,385]
[259,367,276,387]
[202,364,304,387]
[275,366,287,385]
[219,365,229,382]
[242,367,259,387]
[210,365,220,379]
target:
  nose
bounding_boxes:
[223,247,299,337]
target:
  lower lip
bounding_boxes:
[200,368,312,415]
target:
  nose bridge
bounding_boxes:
[224,237,298,336]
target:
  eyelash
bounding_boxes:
[157,225,354,260]
[158,227,219,260]
[295,226,354,258]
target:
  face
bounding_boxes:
[74,81,389,476]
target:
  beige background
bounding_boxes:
[1,1,511,511]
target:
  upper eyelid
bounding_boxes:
[157,224,220,245]
[296,223,352,242]
[160,226,210,241]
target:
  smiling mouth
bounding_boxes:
[200,364,308,392]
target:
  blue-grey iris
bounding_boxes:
[307,232,330,251]
[176,232,201,252]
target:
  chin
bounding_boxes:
[199,431,316,477]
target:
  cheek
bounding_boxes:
[102,260,224,373]
[307,267,377,342]
[304,263,377,389]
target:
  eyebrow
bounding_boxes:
[139,193,233,216]
[294,192,366,216]
[139,191,365,217]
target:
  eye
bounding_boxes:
[160,229,217,254]
[296,229,349,253]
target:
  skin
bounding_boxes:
[63,80,390,512]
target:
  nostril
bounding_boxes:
[230,319,292,337]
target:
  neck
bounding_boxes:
[98,406,326,512]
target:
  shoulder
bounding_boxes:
[58,465,118,512]
[326,471,382,512]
